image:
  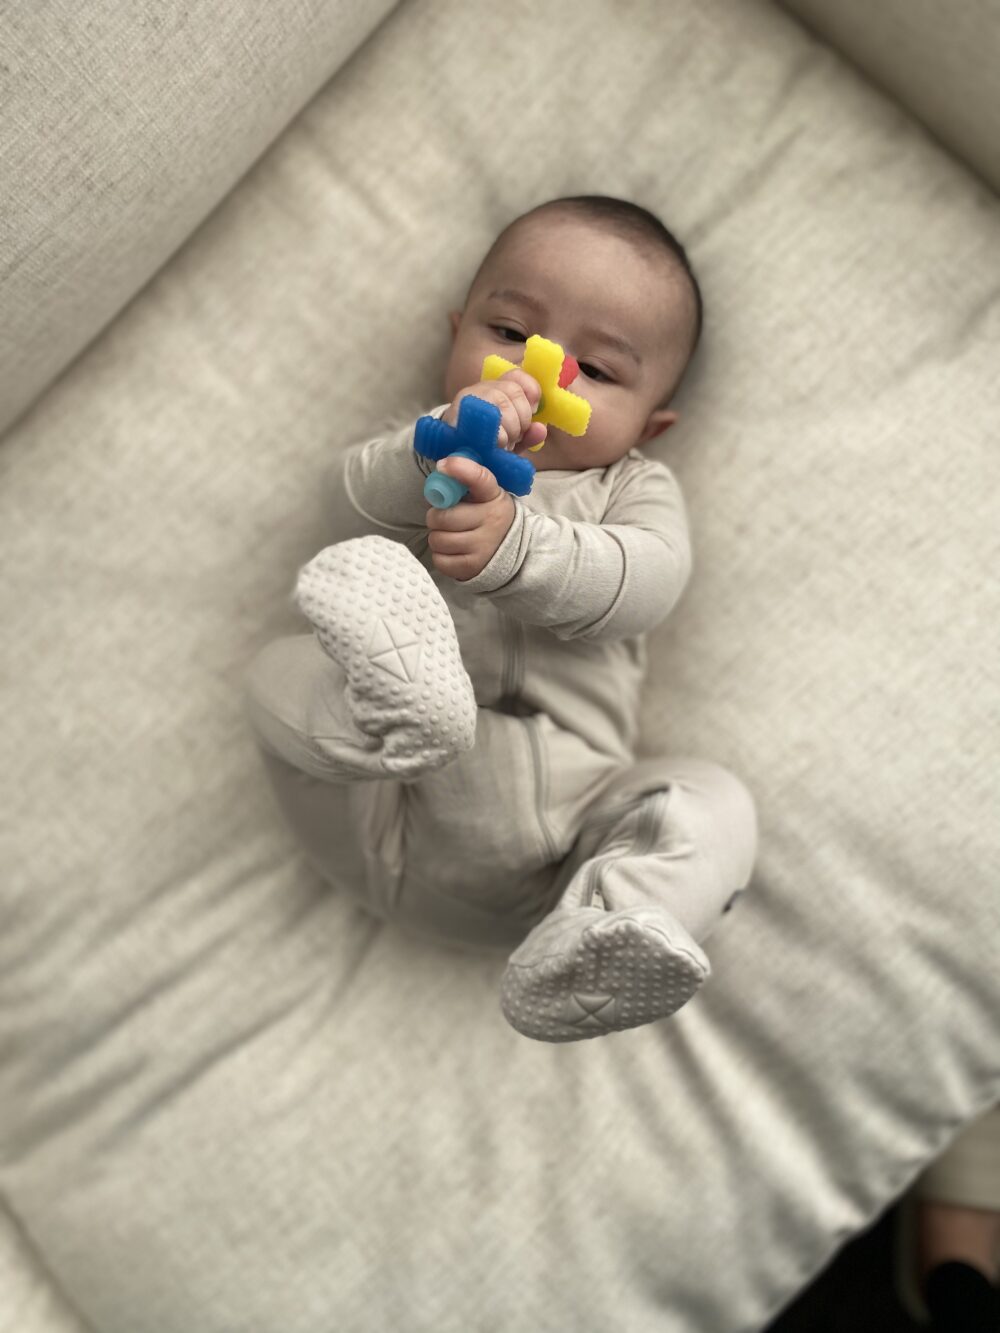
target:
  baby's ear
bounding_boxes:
[448,309,463,341]
[639,409,679,444]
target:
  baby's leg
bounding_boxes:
[500,757,758,1042]
[242,536,478,920]
[243,534,477,783]
[394,708,620,952]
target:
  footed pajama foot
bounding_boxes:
[294,535,477,781]
[499,904,710,1042]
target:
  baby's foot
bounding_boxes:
[294,535,476,780]
[499,903,710,1042]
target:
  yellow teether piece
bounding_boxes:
[482,334,592,450]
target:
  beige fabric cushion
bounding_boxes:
[0,0,400,438]
[1,0,998,1329]
[0,1204,88,1333]
[778,0,1000,193]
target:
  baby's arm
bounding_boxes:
[324,370,541,555]
[324,412,446,554]
[457,459,693,642]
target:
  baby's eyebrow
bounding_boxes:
[487,286,545,313]
[486,287,642,367]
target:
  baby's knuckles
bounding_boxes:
[445,369,541,449]
[499,367,542,413]
[443,383,519,448]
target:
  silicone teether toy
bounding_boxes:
[482,334,592,449]
[413,334,592,508]
[414,395,535,509]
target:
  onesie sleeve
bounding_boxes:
[324,405,446,554]
[458,456,693,642]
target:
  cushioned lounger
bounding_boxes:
[1,1,998,1329]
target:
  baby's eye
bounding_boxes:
[578,362,612,384]
[492,325,526,344]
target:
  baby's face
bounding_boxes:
[444,210,692,471]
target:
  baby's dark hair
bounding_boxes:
[540,195,703,358]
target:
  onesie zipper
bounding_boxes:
[580,787,668,909]
[520,715,559,864]
[498,611,525,704]
[497,612,560,863]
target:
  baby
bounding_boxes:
[243,194,758,1042]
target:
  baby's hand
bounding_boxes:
[425,459,516,583]
[443,368,548,453]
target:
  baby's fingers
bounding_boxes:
[498,369,542,439]
[491,388,531,451]
[514,421,547,453]
[443,373,541,449]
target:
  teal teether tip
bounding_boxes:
[424,471,469,508]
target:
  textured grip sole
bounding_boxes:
[294,535,477,780]
[499,904,709,1042]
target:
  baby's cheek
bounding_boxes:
[448,330,493,385]
[442,357,464,403]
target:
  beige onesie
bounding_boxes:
[243,406,758,1041]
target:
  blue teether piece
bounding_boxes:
[413,396,536,509]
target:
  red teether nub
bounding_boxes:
[557,354,579,389]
